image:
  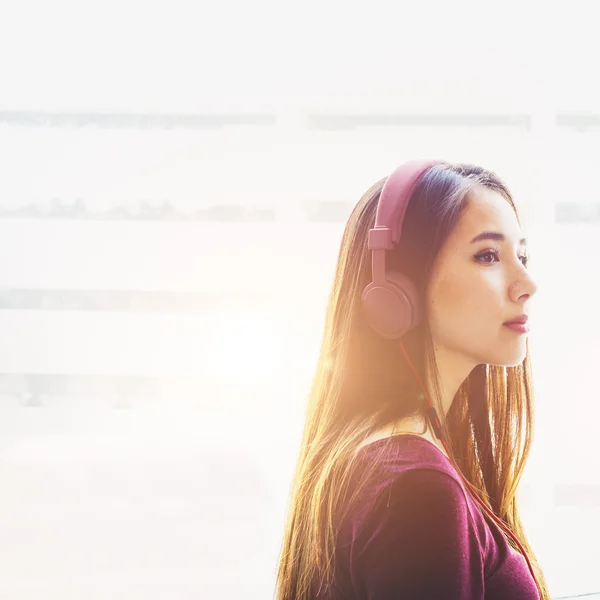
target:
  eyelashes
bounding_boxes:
[475,247,529,267]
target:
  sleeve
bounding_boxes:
[351,468,484,600]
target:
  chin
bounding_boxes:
[485,337,528,367]
[488,353,527,368]
[505,357,526,367]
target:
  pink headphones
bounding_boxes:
[361,159,444,339]
[360,159,541,597]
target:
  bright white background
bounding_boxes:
[0,1,599,598]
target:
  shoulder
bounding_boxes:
[351,434,464,499]
[349,468,485,598]
[365,467,474,534]
[345,464,480,555]
[343,436,481,550]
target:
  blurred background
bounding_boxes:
[0,0,599,598]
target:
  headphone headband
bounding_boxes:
[368,159,444,287]
[369,159,444,248]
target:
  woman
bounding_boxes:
[276,159,550,599]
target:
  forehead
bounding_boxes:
[453,186,522,241]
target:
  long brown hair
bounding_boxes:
[275,162,550,599]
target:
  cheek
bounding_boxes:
[427,273,495,335]
[428,275,472,320]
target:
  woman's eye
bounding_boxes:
[476,251,498,264]
[476,250,529,267]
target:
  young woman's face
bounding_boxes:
[426,185,537,370]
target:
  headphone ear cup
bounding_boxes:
[361,271,423,339]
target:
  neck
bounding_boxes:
[426,348,478,422]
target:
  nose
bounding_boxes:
[510,265,537,303]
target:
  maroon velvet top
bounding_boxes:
[314,434,540,599]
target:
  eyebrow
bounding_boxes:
[470,231,527,246]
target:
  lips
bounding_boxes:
[504,315,528,325]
